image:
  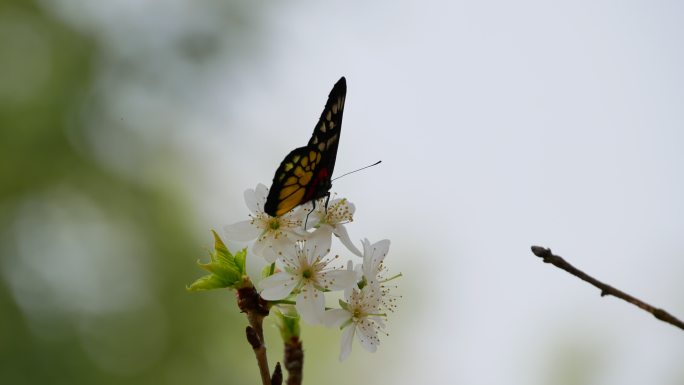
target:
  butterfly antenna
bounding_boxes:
[332,160,382,181]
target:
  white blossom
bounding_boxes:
[224,183,307,262]
[308,197,362,257]
[323,240,401,361]
[259,236,357,324]
[359,238,400,319]
[360,238,390,286]
[322,284,386,361]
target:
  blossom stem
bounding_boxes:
[270,300,297,305]
[237,285,273,385]
[531,245,684,331]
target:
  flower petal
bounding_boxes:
[345,200,356,215]
[355,319,379,353]
[321,269,358,291]
[278,240,301,266]
[253,237,278,263]
[224,220,260,242]
[362,238,390,282]
[370,315,386,330]
[260,272,297,300]
[333,224,362,257]
[321,308,350,328]
[308,227,333,262]
[244,187,258,215]
[283,204,310,227]
[295,283,325,324]
[359,284,382,311]
[339,323,355,361]
[255,183,269,203]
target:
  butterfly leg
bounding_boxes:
[304,200,316,229]
[324,192,330,214]
[303,194,330,229]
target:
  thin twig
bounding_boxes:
[284,336,304,385]
[531,245,684,331]
[237,286,273,385]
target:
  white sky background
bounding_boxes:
[41,0,684,384]
[204,2,684,384]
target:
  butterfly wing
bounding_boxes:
[264,146,323,217]
[264,77,347,217]
[307,77,346,183]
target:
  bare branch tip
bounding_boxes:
[272,362,283,385]
[530,245,551,258]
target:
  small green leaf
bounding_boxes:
[212,229,228,254]
[211,231,239,270]
[234,248,247,275]
[187,230,249,291]
[187,274,227,291]
[197,259,241,284]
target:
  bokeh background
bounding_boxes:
[2,0,683,384]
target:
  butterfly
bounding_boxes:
[264,77,347,217]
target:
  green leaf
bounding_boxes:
[187,274,228,291]
[187,230,249,291]
[234,248,247,275]
[212,229,229,255]
[197,259,240,284]
[211,231,240,271]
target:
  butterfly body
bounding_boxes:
[264,77,346,217]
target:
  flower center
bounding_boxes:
[302,268,313,279]
[269,218,280,231]
[352,308,363,319]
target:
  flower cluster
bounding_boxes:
[223,183,400,361]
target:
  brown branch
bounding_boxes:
[237,286,272,385]
[284,336,304,385]
[531,245,684,331]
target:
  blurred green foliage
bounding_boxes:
[0,0,94,200]
[0,1,254,383]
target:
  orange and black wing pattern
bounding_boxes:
[264,77,346,217]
